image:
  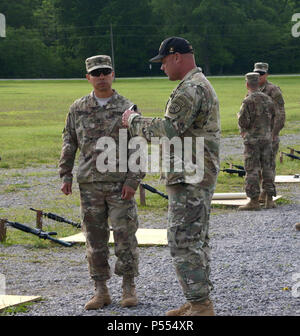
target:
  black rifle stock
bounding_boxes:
[281,152,300,160]
[4,220,73,247]
[30,208,81,228]
[140,183,168,200]
[287,147,300,155]
[221,168,246,177]
[226,162,245,171]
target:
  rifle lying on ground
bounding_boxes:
[287,147,300,155]
[140,183,169,200]
[281,152,300,160]
[30,208,81,228]
[3,219,74,247]
[221,168,246,177]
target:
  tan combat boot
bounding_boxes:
[238,197,261,211]
[295,223,300,231]
[165,303,191,316]
[265,195,277,209]
[183,299,215,316]
[84,280,111,310]
[120,275,138,307]
[258,190,266,204]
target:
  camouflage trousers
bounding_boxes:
[260,140,279,192]
[79,182,139,281]
[166,183,214,302]
[271,139,280,170]
[243,140,276,198]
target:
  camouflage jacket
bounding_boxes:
[128,67,221,187]
[238,91,279,144]
[260,80,285,136]
[58,90,145,189]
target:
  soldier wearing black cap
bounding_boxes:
[149,37,194,62]
[149,37,195,81]
[123,37,220,316]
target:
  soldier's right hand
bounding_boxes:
[61,182,72,195]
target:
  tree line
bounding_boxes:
[0,0,299,78]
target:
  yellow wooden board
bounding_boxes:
[0,295,41,311]
[211,195,282,206]
[61,228,168,246]
[275,175,300,183]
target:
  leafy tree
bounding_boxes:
[0,0,41,28]
[0,27,64,78]
[0,0,299,77]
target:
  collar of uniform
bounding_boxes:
[87,91,98,108]
[259,80,268,92]
[105,90,119,109]
[179,67,202,86]
[88,90,118,109]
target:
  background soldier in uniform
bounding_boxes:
[253,62,285,204]
[238,72,280,211]
[58,55,144,310]
[122,37,220,316]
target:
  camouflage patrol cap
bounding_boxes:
[149,37,193,63]
[85,55,113,73]
[253,62,269,74]
[245,72,260,86]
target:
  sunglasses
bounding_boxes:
[255,71,267,76]
[89,68,112,77]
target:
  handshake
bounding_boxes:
[122,104,138,128]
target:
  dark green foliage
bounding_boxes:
[0,0,299,78]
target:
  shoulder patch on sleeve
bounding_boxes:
[167,93,191,115]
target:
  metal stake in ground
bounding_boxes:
[0,218,7,242]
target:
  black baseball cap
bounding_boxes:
[149,37,194,63]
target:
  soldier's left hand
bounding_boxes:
[121,185,136,200]
[122,109,135,128]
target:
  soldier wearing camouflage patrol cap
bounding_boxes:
[59,55,145,310]
[252,62,286,204]
[238,72,280,210]
[122,36,220,316]
[253,62,269,73]
[85,55,113,72]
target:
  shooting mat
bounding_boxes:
[213,193,247,199]
[61,228,168,246]
[0,295,41,311]
[275,175,300,183]
[211,195,282,206]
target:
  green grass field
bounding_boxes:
[0,76,299,168]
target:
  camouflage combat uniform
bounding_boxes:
[128,67,220,302]
[259,80,285,169]
[59,90,144,281]
[253,63,285,195]
[238,90,279,198]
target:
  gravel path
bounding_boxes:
[0,135,299,316]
